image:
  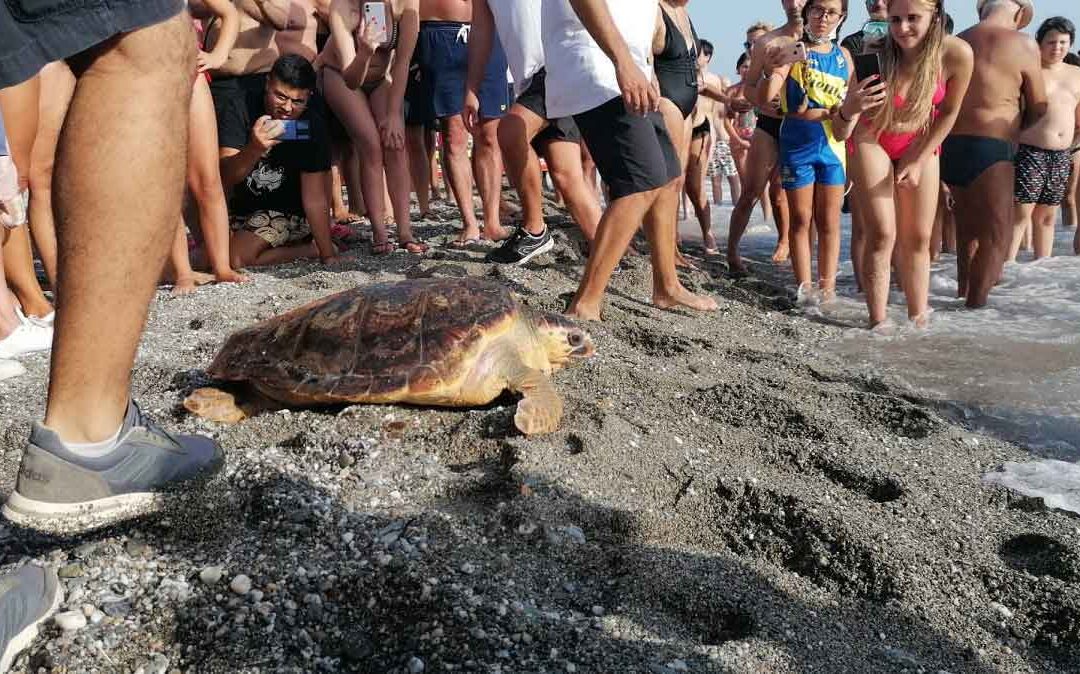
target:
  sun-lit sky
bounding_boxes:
[690,0,1080,80]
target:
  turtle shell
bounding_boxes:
[208,278,522,405]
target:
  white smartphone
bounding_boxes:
[775,41,808,66]
[363,2,389,46]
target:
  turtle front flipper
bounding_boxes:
[183,388,247,424]
[504,363,564,436]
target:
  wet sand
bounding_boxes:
[1,202,1078,673]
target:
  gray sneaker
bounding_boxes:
[0,566,62,673]
[2,400,223,535]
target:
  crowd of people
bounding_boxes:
[1,0,1080,661]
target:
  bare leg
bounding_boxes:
[2,225,53,317]
[407,124,431,216]
[188,76,246,283]
[942,186,956,254]
[813,185,845,296]
[27,62,75,289]
[1031,203,1059,259]
[645,182,718,313]
[1062,152,1079,229]
[342,142,365,217]
[545,139,602,242]
[769,171,790,262]
[498,105,549,237]
[849,179,867,292]
[727,128,780,273]
[727,175,741,206]
[711,175,722,205]
[44,14,195,443]
[894,158,940,323]
[0,249,19,337]
[473,117,509,241]
[229,230,325,268]
[685,133,714,251]
[166,221,212,296]
[955,162,1015,308]
[1010,202,1034,262]
[323,69,390,249]
[440,115,482,242]
[371,85,421,248]
[330,150,349,221]
[785,184,815,289]
[850,141,897,325]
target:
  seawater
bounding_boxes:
[693,202,1080,512]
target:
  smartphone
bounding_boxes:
[279,119,311,141]
[854,52,883,82]
[363,2,389,45]
[774,41,807,67]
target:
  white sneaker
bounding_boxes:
[0,322,53,359]
[0,359,25,381]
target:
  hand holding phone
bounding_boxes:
[279,119,311,141]
[769,41,807,69]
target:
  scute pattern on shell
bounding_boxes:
[208,278,521,403]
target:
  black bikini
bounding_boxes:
[655,8,700,119]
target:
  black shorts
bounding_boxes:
[756,114,782,142]
[0,0,183,88]
[514,68,581,150]
[1015,144,1071,205]
[411,21,509,123]
[574,97,681,201]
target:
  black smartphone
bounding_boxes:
[853,52,883,82]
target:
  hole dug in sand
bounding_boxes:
[999,533,1080,583]
[709,480,901,601]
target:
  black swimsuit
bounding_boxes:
[655,8,699,119]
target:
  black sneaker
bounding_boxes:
[486,227,554,265]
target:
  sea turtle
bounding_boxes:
[183,278,595,435]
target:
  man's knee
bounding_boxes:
[496,116,526,153]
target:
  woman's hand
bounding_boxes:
[840,75,888,119]
[895,154,924,189]
[355,17,381,56]
[196,50,227,73]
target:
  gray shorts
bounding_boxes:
[0,0,183,88]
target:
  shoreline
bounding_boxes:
[1,205,1078,673]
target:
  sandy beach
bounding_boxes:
[1,203,1078,673]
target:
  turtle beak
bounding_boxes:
[569,333,595,360]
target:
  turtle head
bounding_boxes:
[535,313,595,368]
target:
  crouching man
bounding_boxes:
[218,55,340,267]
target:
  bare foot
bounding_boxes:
[727,255,749,276]
[171,271,213,296]
[771,241,790,263]
[215,269,250,284]
[455,226,482,246]
[565,300,602,321]
[674,248,698,270]
[653,286,719,312]
[703,232,719,255]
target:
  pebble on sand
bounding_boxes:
[407,656,425,673]
[54,610,88,631]
[230,574,253,595]
[199,566,224,585]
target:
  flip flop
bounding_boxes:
[400,239,429,254]
[448,237,481,250]
[372,240,395,256]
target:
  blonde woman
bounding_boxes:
[849,0,973,328]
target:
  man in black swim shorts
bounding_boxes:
[542,0,717,320]
[945,0,1046,308]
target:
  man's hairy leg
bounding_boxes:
[44,14,196,443]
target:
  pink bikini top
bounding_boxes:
[877,79,947,161]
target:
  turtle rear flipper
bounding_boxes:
[184,388,247,424]
[505,363,564,436]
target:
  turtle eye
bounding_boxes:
[568,332,583,347]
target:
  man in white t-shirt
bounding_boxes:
[464,0,603,265]
[541,0,717,319]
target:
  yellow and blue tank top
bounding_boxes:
[779,43,849,168]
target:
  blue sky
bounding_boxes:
[690,0,1080,79]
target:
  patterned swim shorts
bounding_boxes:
[708,139,738,178]
[230,211,311,248]
[1015,144,1072,206]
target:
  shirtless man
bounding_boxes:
[726,6,805,274]
[1010,17,1080,261]
[409,0,510,245]
[944,0,1046,308]
[210,0,321,77]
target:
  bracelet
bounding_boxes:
[837,106,852,122]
